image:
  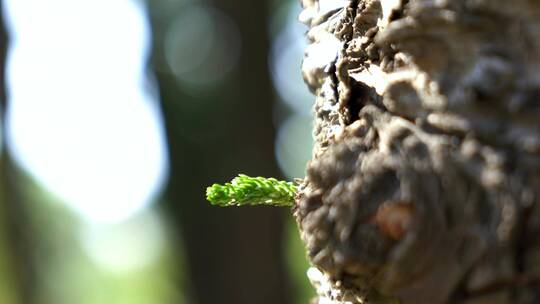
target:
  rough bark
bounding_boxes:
[296,1,540,303]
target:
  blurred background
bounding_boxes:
[0,0,315,303]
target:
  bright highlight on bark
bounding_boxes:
[206,174,297,207]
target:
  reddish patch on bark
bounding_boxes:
[370,201,414,241]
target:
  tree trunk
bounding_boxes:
[296,1,540,303]
[0,1,38,303]
[147,1,292,304]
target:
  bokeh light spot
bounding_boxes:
[4,0,169,223]
[275,114,313,179]
[269,3,313,115]
[81,210,166,273]
[164,4,241,89]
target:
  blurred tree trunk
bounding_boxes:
[0,2,38,303]
[296,1,540,304]
[147,1,292,304]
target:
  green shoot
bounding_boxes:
[206,174,297,207]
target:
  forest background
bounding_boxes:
[0,0,312,303]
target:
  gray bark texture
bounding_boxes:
[295,1,540,304]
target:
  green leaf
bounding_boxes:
[206,174,297,207]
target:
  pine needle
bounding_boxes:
[206,174,297,207]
